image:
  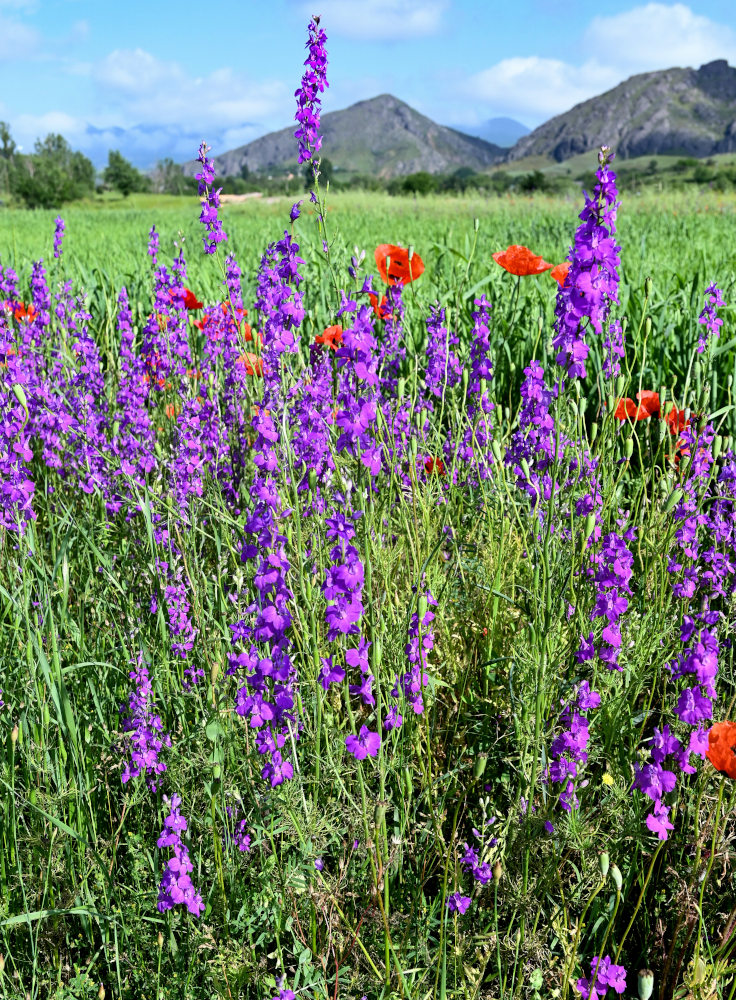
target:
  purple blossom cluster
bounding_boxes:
[553,148,621,380]
[390,589,437,719]
[577,528,635,672]
[576,955,627,999]
[196,142,228,254]
[457,296,494,482]
[53,217,65,260]
[446,892,471,914]
[547,681,600,813]
[697,282,724,353]
[156,794,205,917]
[294,17,328,164]
[120,654,171,790]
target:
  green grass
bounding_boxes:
[1,186,736,1000]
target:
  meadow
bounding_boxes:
[2,22,736,1000]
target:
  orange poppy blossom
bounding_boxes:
[369,293,394,321]
[315,325,343,351]
[492,245,554,277]
[237,351,264,376]
[550,262,571,287]
[165,403,181,419]
[375,244,425,286]
[612,391,690,437]
[13,302,37,324]
[424,457,445,475]
[706,721,736,779]
[183,288,203,310]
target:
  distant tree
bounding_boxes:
[440,167,477,193]
[518,170,547,193]
[402,171,437,195]
[104,150,148,197]
[0,121,16,196]
[239,162,250,180]
[155,157,187,195]
[303,156,333,189]
[11,133,95,208]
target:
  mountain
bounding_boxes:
[183,95,506,179]
[452,117,529,148]
[508,60,736,162]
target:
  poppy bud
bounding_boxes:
[491,440,502,463]
[614,376,626,398]
[624,438,634,460]
[520,458,532,481]
[43,703,50,726]
[397,377,405,399]
[373,638,382,664]
[410,436,418,459]
[11,724,18,745]
[473,753,488,779]
[417,595,428,620]
[474,217,480,232]
[584,513,596,541]
[12,382,29,418]
[606,393,616,415]
[637,969,654,1000]
[663,488,683,515]
[493,861,502,881]
[0,954,4,973]
[403,766,413,798]
[509,361,516,375]
[713,434,723,459]
[98,985,105,1000]
[374,800,388,826]
[157,931,164,949]
[578,396,587,416]
[599,852,609,878]
[212,764,221,780]
[644,276,652,297]
[590,422,599,443]
[407,244,415,261]
[610,864,622,891]
[308,469,317,494]
[462,367,469,392]
[645,316,652,337]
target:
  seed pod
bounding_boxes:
[599,852,610,879]
[610,864,622,891]
[638,969,654,1000]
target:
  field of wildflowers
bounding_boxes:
[2,17,736,1000]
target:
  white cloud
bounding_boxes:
[300,0,448,40]
[584,3,736,73]
[463,3,736,125]
[92,49,289,131]
[0,13,39,58]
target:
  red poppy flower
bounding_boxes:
[613,390,660,421]
[183,288,203,310]
[492,245,554,276]
[425,457,445,475]
[315,325,343,351]
[237,351,264,376]
[665,406,689,436]
[550,262,571,287]
[13,302,36,323]
[375,244,425,285]
[369,293,393,321]
[706,722,736,779]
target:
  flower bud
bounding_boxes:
[374,800,388,826]
[624,438,634,460]
[462,367,469,392]
[212,764,221,780]
[638,969,654,1000]
[0,953,4,973]
[410,435,418,459]
[11,724,18,745]
[584,512,597,541]
[645,316,652,337]
[308,469,317,494]
[599,852,609,879]
[644,276,653,297]
[157,931,164,949]
[713,435,723,459]
[493,861,502,881]
[473,754,488,779]
[491,439,502,463]
[417,595,428,620]
[614,375,626,398]
[397,377,405,400]
[98,986,105,1000]
[663,488,683,515]
[474,217,480,232]
[610,864,622,891]
[520,458,532,481]
[590,421,599,443]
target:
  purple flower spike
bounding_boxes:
[446,892,472,914]
[294,17,328,164]
[196,141,228,254]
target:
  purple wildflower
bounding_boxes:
[294,17,328,164]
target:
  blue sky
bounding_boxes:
[1,0,736,167]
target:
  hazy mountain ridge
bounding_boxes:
[508,60,736,163]
[183,95,506,179]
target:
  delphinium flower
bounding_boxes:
[294,17,328,164]
[547,681,600,813]
[576,956,627,999]
[578,528,635,672]
[224,804,252,852]
[157,794,205,917]
[148,225,160,269]
[457,295,494,482]
[505,360,557,507]
[602,318,625,379]
[29,258,52,328]
[163,576,198,661]
[553,147,620,380]
[196,141,228,254]
[288,341,335,494]
[390,589,437,719]
[425,304,462,402]
[446,892,472,914]
[345,724,381,759]
[120,653,172,790]
[0,326,37,533]
[697,282,724,353]
[52,217,65,260]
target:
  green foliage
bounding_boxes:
[9,133,95,209]
[103,150,148,198]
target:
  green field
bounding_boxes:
[2,181,736,1000]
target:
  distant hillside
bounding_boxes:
[452,117,529,148]
[509,60,736,162]
[183,95,506,179]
